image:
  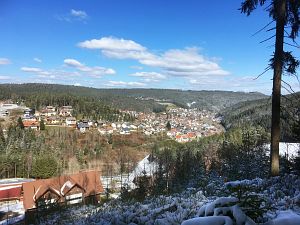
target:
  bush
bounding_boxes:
[225,180,272,223]
[217,126,269,180]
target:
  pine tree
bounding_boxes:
[17,117,24,129]
[40,119,45,130]
[240,0,300,176]
[166,121,171,131]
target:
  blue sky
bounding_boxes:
[0,0,299,94]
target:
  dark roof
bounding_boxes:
[77,122,90,129]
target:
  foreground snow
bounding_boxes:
[38,174,300,225]
[0,201,24,225]
[265,142,300,159]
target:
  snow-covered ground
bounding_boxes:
[0,201,24,225]
[101,155,158,190]
[38,174,300,225]
[128,154,157,188]
[265,142,300,159]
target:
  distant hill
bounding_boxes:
[221,92,300,142]
[0,83,267,112]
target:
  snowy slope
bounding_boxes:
[39,174,300,225]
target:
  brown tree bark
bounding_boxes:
[271,0,286,176]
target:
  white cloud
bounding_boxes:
[21,67,51,76]
[55,9,88,22]
[78,37,145,51]
[64,58,115,77]
[0,75,10,80]
[33,57,42,63]
[105,81,146,88]
[70,9,87,19]
[78,37,229,78]
[130,71,166,82]
[73,83,81,86]
[130,65,143,70]
[0,58,11,65]
[142,48,230,77]
[20,59,116,85]
[188,75,272,94]
[20,66,81,79]
[64,58,84,67]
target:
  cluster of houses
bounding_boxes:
[20,106,75,130]
[19,105,134,134]
[98,108,222,142]
[39,105,74,125]
[20,105,83,131]
[132,108,223,142]
[3,102,223,142]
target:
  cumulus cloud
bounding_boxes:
[78,37,154,61]
[0,58,11,65]
[143,48,229,77]
[55,9,88,22]
[64,58,84,67]
[105,81,146,88]
[70,9,87,19]
[21,67,51,76]
[78,37,229,78]
[78,37,146,52]
[64,58,115,77]
[20,66,80,79]
[33,57,42,63]
[20,59,116,85]
[130,71,166,82]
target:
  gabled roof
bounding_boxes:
[22,171,103,210]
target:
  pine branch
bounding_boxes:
[284,29,300,47]
[266,27,276,32]
[281,80,296,94]
[253,66,271,80]
[281,84,294,95]
[283,42,300,48]
[259,35,276,43]
[252,20,275,36]
[263,3,273,11]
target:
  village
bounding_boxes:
[0,102,223,143]
[1,102,224,141]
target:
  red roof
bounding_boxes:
[23,121,39,127]
[22,171,104,210]
[187,132,196,138]
[0,186,22,201]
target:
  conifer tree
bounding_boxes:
[40,119,45,130]
[17,117,24,129]
[240,0,300,176]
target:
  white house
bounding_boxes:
[65,117,77,127]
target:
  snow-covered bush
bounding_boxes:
[38,174,300,225]
[224,179,271,222]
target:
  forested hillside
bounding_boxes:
[0,83,266,112]
[221,92,300,142]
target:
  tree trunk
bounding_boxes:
[271,0,286,176]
